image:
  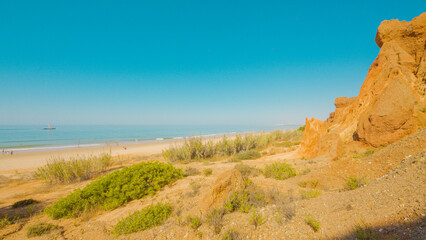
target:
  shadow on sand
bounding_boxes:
[337,216,425,240]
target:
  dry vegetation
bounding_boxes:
[34,153,114,184]
[0,129,424,240]
[162,130,303,162]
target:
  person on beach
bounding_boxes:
[10,150,13,155]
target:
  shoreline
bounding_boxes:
[0,129,293,172]
[0,125,300,153]
[1,129,296,154]
[0,140,174,173]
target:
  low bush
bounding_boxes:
[12,199,39,209]
[299,168,311,175]
[248,208,265,229]
[298,179,319,188]
[344,176,366,190]
[234,163,261,179]
[27,223,58,238]
[114,203,172,235]
[274,202,296,224]
[233,150,261,161]
[0,216,11,229]
[222,228,241,240]
[45,162,183,219]
[263,162,296,180]
[183,167,200,176]
[187,216,202,230]
[203,168,213,176]
[353,221,380,240]
[300,189,322,199]
[306,216,320,232]
[206,208,225,234]
[224,181,265,213]
[35,153,114,184]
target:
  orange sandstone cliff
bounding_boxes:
[300,13,426,159]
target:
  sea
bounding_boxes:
[0,125,299,153]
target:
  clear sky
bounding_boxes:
[0,1,424,125]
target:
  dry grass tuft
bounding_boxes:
[34,153,113,184]
[162,130,303,162]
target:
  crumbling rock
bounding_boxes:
[300,13,426,159]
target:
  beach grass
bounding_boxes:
[162,129,303,162]
[34,153,114,184]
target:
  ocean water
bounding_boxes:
[0,125,298,153]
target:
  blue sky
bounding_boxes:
[0,1,424,125]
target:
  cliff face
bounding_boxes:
[300,13,426,159]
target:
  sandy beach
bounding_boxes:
[0,131,270,173]
[0,140,175,173]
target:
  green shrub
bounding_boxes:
[264,162,296,180]
[206,208,225,234]
[353,221,380,240]
[114,203,172,235]
[0,216,12,229]
[234,150,261,161]
[298,181,308,188]
[306,216,320,232]
[300,189,322,199]
[187,216,202,229]
[344,176,366,190]
[204,168,213,176]
[248,208,265,229]
[298,179,319,188]
[45,162,183,219]
[12,199,39,209]
[224,181,265,213]
[298,125,305,132]
[35,153,114,184]
[27,223,58,238]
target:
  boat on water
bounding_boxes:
[43,124,56,130]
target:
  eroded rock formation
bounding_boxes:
[300,13,426,159]
[299,118,327,159]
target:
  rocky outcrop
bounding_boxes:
[327,97,357,123]
[299,118,328,158]
[199,169,244,211]
[357,77,416,146]
[300,13,426,158]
